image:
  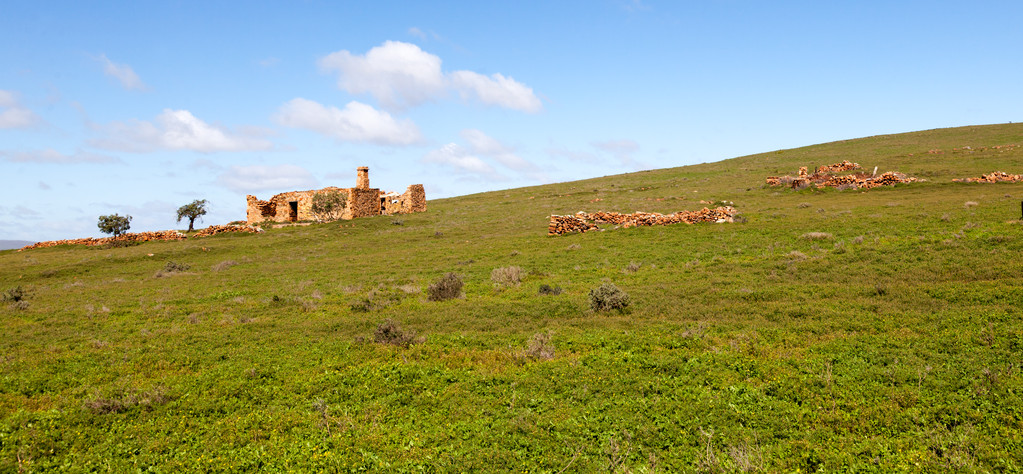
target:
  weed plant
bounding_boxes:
[427,272,463,301]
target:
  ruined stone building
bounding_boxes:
[245,167,426,224]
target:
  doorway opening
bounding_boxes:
[289,201,298,222]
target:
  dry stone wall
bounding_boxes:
[953,171,1023,183]
[548,206,737,236]
[21,225,263,250]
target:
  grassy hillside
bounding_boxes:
[2,123,1023,471]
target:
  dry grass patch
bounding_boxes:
[801,232,833,240]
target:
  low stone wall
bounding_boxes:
[548,206,737,236]
[191,225,263,238]
[20,225,263,250]
[953,171,1023,183]
[20,230,187,250]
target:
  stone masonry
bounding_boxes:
[245,167,426,224]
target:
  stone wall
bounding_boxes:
[347,187,382,219]
[246,186,348,224]
[400,184,427,213]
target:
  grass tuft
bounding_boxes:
[491,266,526,288]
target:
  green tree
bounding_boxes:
[311,190,348,222]
[176,199,209,232]
[97,214,132,237]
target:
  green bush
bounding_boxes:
[589,282,630,312]
[428,273,463,301]
[311,190,348,222]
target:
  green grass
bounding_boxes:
[2,123,1023,471]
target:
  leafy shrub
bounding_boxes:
[2,286,25,302]
[589,282,630,312]
[522,332,555,361]
[427,273,463,301]
[538,284,563,296]
[491,266,525,287]
[374,319,422,348]
[311,189,348,221]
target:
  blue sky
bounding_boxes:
[2,1,1021,241]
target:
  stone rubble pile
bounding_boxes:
[953,171,1023,183]
[20,225,262,250]
[766,161,918,190]
[548,206,736,236]
[191,224,263,237]
[20,230,187,250]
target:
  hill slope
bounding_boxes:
[2,124,1022,471]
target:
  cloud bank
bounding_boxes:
[275,98,422,146]
[216,164,318,193]
[0,90,41,129]
[320,41,542,113]
[90,109,274,153]
[1,149,122,164]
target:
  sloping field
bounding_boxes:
[2,124,1022,471]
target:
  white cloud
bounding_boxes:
[319,41,542,113]
[216,164,318,193]
[593,139,647,169]
[319,41,446,110]
[275,98,422,146]
[90,109,273,153]
[449,71,542,113]
[408,27,427,40]
[1,148,122,164]
[423,143,506,181]
[546,146,602,164]
[97,54,148,91]
[460,129,540,173]
[0,90,41,129]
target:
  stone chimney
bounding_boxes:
[356,166,369,189]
